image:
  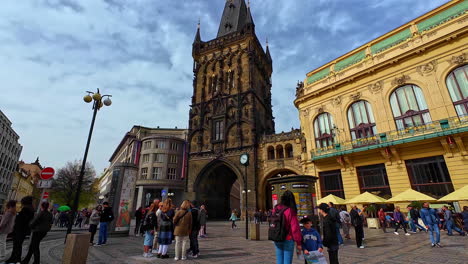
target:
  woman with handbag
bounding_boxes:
[156,198,175,259]
[173,200,192,261]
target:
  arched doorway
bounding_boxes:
[264,169,298,210]
[194,161,242,219]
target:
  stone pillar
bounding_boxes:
[385,163,411,196]
[135,186,144,209]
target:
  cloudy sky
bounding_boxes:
[1,0,449,175]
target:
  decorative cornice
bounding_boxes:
[349,92,362,102]
[450,52,466,65]
[391,74,411,86]
[331,95,342,106]
[416,60,438,76]
[368,80,383,94]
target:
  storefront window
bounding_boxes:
[319,170,345,199]
[357,164,392,198]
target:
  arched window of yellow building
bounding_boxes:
[347,100,376,140]
[446,64,468,116]
[313,113,334,148]
[389,85,431,130]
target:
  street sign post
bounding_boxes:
[37,180,53,189]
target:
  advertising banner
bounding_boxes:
[115,169,137,231]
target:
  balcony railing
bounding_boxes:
[311,115,468,160]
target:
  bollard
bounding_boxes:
[62,233,91,264]
[250,223,260,240]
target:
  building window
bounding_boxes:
[170,142,179,150]
[167,168,177,180]
[406,156,454,198]
[276,145,284,159]
[348,100,377,140]
[319,170,345,199]
[141,168,148,179]
[169,155,178,164]
[267,146,275,160]
[154,154,164,162]
[446,64,468,116]
[143,141,152,149]
[389,85,431,130]
[285,144,293,158]
[142,154,150,163]
[357,164,392,198]
[155,140,166,149]
[313,113,335,148]
[152,167,162,179]
[214,120,224,141]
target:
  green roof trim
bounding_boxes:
[417,0,468,33]
[335,50,366,72]
[307,67,330,84]
[371,28,412,54]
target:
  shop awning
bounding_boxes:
[438,185,468,202]
[386,188,437,203]
[317,194,346,205]
[345,191,387,204]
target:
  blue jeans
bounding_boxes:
[410,219,426,232]
[427,224,440,244]
[274,240,295,264]
[446,220,464,235]
[98,222,108,245]
[336,223,343,245]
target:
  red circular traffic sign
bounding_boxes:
[40,167,55,180]
[43,192,49,199]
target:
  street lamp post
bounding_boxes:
[66,89,112,238]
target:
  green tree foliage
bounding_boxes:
[50,160,97,208]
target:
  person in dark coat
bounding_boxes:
[5,196,35,264]
[21,202,53,264]
[97,202,114,246]
[350,205,365,249]
[317,203,339,264]
[134,207,144,236]
[188,200,200,258]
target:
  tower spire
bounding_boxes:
[217,0,254,38]
[194,18,201,43]
[266,37,272,62]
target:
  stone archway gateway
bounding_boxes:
[194,161,243,219]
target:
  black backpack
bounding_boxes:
[141,212,157,232]
[268,206,288,242]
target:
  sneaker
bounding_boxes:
[174,257,180,261]
[394,232,399,235]
[410,231,417,234]
[147,253,154,258]
[436,243,443,248]
[151,250,158,254]
[405,233,411,236]
[431,243,435,248]
[181,257,187,260]
[359,246,365,249]
[143,253,148,258]
[192,254,198,258]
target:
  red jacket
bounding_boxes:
[275,204,302,245]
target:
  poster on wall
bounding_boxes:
[272,194,278,207]
[115,169,137,231]
[293,192,313,218]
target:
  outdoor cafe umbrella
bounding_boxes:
[345,191,387,204]
[57,205,71,212]
[317,194,346,205]
[438,185,468,202]
[386,188,437,203]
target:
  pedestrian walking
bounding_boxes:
[339,206,351,239]
[318,203,339,264]
[377,208,387,233]
[328,202,343,245]
[442,206,465,236]
[142,203,158,258]
[173,200,192,261]
[198,204,207,238]
[300,217,323,264]
[21,201,53,264]
[420,202,442,248]
[134,206,144,236]
[269,190,302,264]
[157,198,174,259]
[350,205,365,249]
[97,202,114,246]
[88,205,101,245]
[0,200,16,262]
[408,205,426,233]
[188,200,201,258]
[393,206,410,236]
[6,196,35,264]
[230,210,238,229]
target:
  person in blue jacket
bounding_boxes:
[419,202,441,248]
[300,218,323,264]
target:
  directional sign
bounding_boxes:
[37,180,53,189]
[40,167,55,180]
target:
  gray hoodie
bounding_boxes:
[0,211,16,234]
[89,210,101,225]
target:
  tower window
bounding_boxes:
[214,120,224,141]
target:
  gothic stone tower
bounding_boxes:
[186,0,274,218]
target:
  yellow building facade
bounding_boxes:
[295,0,468,208]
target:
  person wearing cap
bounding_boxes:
[350,205,365,249]
[317,203,339,264]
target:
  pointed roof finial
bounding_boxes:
[266,37,269,47]
[194,18,202,43]
[248,0,251,8]
[197,18,200,29]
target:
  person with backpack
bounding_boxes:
[339,206,351,239]
[0,200,16,262]
[268,190,302,264]
[173,200,192,261]
[350,205,365,249]
[318,203,339,264]
[97,202,114,246]
[328,202,343,245]
[21,201,53,264]
[142,203,158,258]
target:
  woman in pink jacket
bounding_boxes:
[273,190,302,264]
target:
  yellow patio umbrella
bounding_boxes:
[386,188,437,203]
[438,185,468,202]
[345,191,387,204]
[317,194,346,205]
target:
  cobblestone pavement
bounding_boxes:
[18,221,468,263]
